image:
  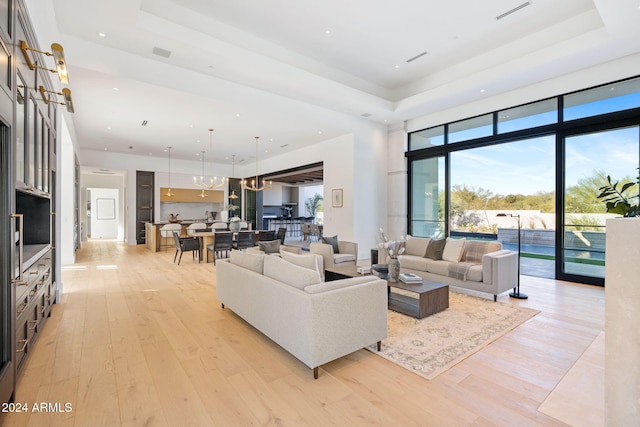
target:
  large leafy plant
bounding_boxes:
[596,169,640,217]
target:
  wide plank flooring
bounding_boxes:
[1,241,604,426]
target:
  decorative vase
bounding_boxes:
[388,258,400,282]
[229,221,241,233]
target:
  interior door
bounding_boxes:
[136,171,154,244]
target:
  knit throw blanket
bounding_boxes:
[448,262,475,280]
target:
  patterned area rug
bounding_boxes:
[367,291,539,380]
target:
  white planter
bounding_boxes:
[605,218,640,426]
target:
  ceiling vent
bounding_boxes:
[152,46,172,58]
[141,120,148,126]
[406,51,428,63]
[496,1,531,20]
[361,113,372,118]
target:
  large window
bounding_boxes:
[407,76,640,285]
[410,157,445,237]
[562,126,640,279]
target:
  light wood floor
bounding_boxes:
[2,241,604,426]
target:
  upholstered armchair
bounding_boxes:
[309,240,358,270]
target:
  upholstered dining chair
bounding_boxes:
[258,230,277,241]
[276,227,287,245]
[172,232,201,265]
[211,222,228,230]
[186,222,207,234]
[234,230,256,251]
[160,223,182,251]
[207,231,233,264]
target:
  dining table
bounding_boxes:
[187,230,263,263]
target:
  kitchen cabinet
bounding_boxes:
[0,0,59,405]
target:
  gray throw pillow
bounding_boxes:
[259,240,281,254]
[322,235,339,253]
[425,238,446,260]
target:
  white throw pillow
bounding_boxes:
[263,255,322,290]
[404,235,431,256]
[230,251,265,274]
[279,250,323,273]
[442,238,466,262]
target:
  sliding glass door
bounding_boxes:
[560,126,639,283]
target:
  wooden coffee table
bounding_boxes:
[387,280,449,319]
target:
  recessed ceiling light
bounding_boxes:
[236,113,241,117]
[480,89,486,93]
[107,126,111,130]
[104,147,108,151]
[394,65,400,69]
[113,87,119,91]
[325,29,331,35]
[318,131,323,135]
[98,32,106,37]
[149,153,153,156]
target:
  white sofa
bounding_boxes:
[216,251,388,378]
[393,236,518,301]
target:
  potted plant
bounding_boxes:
[596,169,639,217]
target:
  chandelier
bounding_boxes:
[165,146,174,197]
[241,137,272,192]
[193,128,226,196]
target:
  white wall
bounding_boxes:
[406,53,640,133]
[89,188,119,239]
[255,126,388,260]
[60,115,76,265]
[82,173,126,241]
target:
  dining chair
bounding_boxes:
[234,230,256,251]
[211,222,228,230]
[277,227,287,245]
[160,223,182,251]
[301,223,311,241]
[187,222,207,234]
[172,232,200,265]
[258,230,277,241]
[309,224,320,242]
[207,231,233,264]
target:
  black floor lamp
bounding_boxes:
[497,213,528,299]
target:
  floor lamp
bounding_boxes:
[497,213,528,299]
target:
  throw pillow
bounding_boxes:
[424,238,446,260]
[258,240,280,254]
[322,235,340,253]
[229,251,265,274]
[405,235,431,256]
[442,238,466,262]
[280,250,323,272]
[263,255,322,290]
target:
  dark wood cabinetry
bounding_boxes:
[0,0,59,406]
[136,171,154,244]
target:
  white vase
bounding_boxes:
[388,258,400,282]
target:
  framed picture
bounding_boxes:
[332,189,343,208]
[96,198,116,220]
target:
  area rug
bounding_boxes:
[367,291,539,380]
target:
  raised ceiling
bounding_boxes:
[26,0,640,167]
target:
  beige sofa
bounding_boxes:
[216,251,388,378]
[393,236,518,301]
